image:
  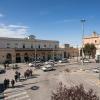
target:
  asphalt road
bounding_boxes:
[1,62,100,100]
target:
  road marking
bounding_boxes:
[4,91,27,100]
[15,95,29,100]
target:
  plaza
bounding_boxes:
[0,60,100,100]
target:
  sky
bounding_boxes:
[0,0,100,46]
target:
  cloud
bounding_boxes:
[0,24,29,38]
[54,19,77,24]
[0,13,4,17]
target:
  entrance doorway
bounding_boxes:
[16,53,21,63]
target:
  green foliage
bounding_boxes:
[80,43,96,58]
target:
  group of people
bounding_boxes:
[24,69,33,79]
[3,69,33,89]
[4,63,9,69]
[4,78,15,89]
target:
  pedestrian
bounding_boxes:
[30,69,32,76]
[15,71,18,75]
[6,79,10,88]
[14,74,18,82]
[4,64,6,69]
[18,72,21,81]
[11,79,15,88]
[4,78,7,89]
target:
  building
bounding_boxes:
[0,35,79,64]
[60,44,79,58]
[83,32,100,49]
[83,32,100,58]
[0,35,63,63]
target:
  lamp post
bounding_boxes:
[53,46,54,61]
[34,40,36,67]
[81,19,86,65]
[77,45,78,62]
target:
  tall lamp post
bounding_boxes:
[53,46,54,61]
[81,19,86,65]
[34,40,36,67]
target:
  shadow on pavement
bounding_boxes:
[14,84,25,88]
[0,83,4,99]
[30,86,39,90]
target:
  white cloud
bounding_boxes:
[0,24,29,38]
[0,13,4,17]
[54,19,77,24]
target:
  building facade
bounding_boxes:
[83,32,100,49]
[0,35,63,63]
[83,32,100,58]
[0,35,79,64]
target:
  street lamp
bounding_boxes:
[53,46,54,61]
[34,40,36,67]
[77,45,78,62]
[81,19,86,65]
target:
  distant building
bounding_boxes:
[83,32,100,58]
[60,44,79,58]
[83,32,100,49]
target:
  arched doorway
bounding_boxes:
[24,53,29,63]
[16,53,21,63]
[6,53,12,63]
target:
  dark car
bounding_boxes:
[0,68,5,74]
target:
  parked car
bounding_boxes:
[0,68,5,74]
[93,69,99,73]
[29,61,43,67]
[81,58,90,63]
[45,60,55,65]
[58,58,68,63]
[41,64,54,71]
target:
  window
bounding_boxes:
[44,44,46,48]
[95,40,97,43]
[15,43,18,48]
[55,45,57,48]
[38,45,40,48]
[31,44,33,48]
[23,44,25,48]
[7,43,10,48]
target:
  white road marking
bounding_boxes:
[4,91,27,100]
[15,95,29,100]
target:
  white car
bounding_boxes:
[29,61,43,67]
[59,58,68,63]
[41,64,53,71]
[93,69,99,73]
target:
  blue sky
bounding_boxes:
[0,0,100,46]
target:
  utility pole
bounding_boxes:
[81,19,86,65]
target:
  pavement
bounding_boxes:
[0,62,100,100]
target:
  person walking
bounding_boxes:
[4,64,6,69]
[11,79,15,88]
[14,74,18,82]
[7,79,10,88]
[4,78,7,89]
[18,72,21,81]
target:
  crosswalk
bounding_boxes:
[4,88,31,100]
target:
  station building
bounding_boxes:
[0,35,64,63]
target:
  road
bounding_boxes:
[1,62,100,100]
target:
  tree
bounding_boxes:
[80,43,96,58]
[51,83,99,100]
